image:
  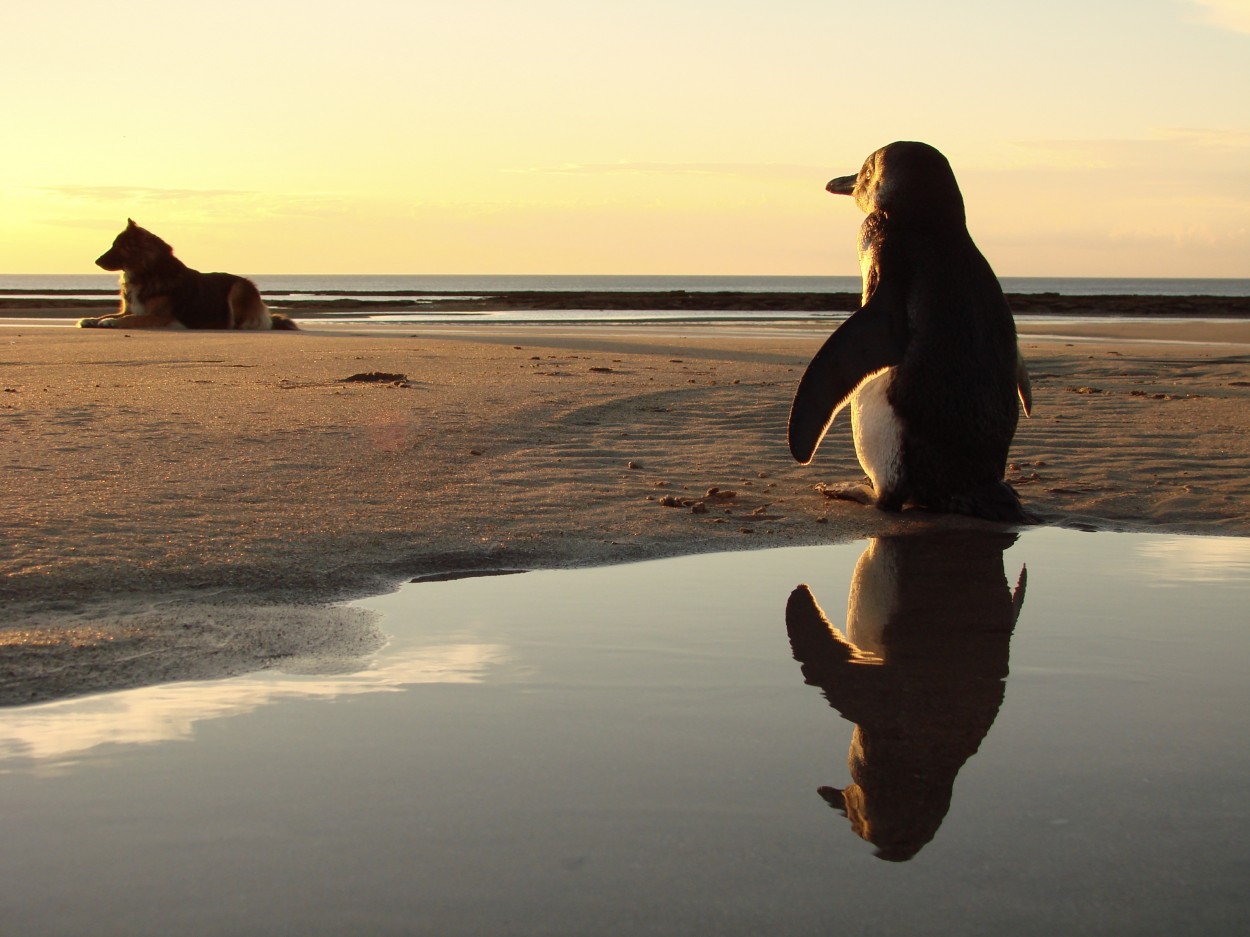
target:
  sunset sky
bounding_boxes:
[2,0,1248,276]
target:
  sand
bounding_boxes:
[2,317,1249,704]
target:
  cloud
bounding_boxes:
[1184,0,1250,35]
[23,186,354,227]
[507,161,821,181]
[1000,129,1250,194]
[1014,127,1250,161]
[38,184,255,202]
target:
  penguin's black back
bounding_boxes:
[874,210,1021,511]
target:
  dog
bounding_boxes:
[78,220,296,330]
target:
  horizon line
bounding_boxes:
[4,272,1250,280]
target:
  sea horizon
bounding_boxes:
[3,273,1250,298]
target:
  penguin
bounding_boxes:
[787,141,1035,523]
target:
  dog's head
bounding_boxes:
[96,219,175,272]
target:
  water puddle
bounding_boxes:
[2,527,1249,935]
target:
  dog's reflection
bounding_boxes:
[786,531,1026,861]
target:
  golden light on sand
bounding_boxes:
[0,626,126,649]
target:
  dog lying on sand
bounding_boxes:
[78,220,297,330]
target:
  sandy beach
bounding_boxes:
[3,315,1249,702]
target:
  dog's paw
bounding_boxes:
[76,317,103,328]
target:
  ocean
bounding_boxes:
[3,274,1248,325]
[3,273,1249,297]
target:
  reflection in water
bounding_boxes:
[0,642,508,768]
[1134,536,1250,583]
[0,604,386,708]
[786,531,1026,861]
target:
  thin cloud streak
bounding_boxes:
[39,184,256,203]
[1184,0,1250,35]
[25,186,356,225]
[508,161,824,180]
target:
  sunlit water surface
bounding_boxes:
[2,527,1249,936]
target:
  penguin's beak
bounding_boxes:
[826,174,857,196]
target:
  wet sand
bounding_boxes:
[2,315,1249,702]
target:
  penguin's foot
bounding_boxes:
[815,481,875,505]
[936,481,1041,525]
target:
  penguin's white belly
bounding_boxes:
[850,368,904,494]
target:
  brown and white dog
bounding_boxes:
[78,220,296,330]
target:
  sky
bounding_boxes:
[2,0,1248,276]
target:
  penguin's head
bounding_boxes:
[827,141,965,225]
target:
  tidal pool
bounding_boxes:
[2,527,1248,936]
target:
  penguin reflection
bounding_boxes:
[785,531,1026,861]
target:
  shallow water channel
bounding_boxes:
[2,527,1249,936]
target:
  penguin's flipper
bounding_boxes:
[1011,565,1028,626]
[784,585,881,671]
[788,305,904,464]
[1015,348,1033,417]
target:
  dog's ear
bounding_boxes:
[127,218,138,228]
